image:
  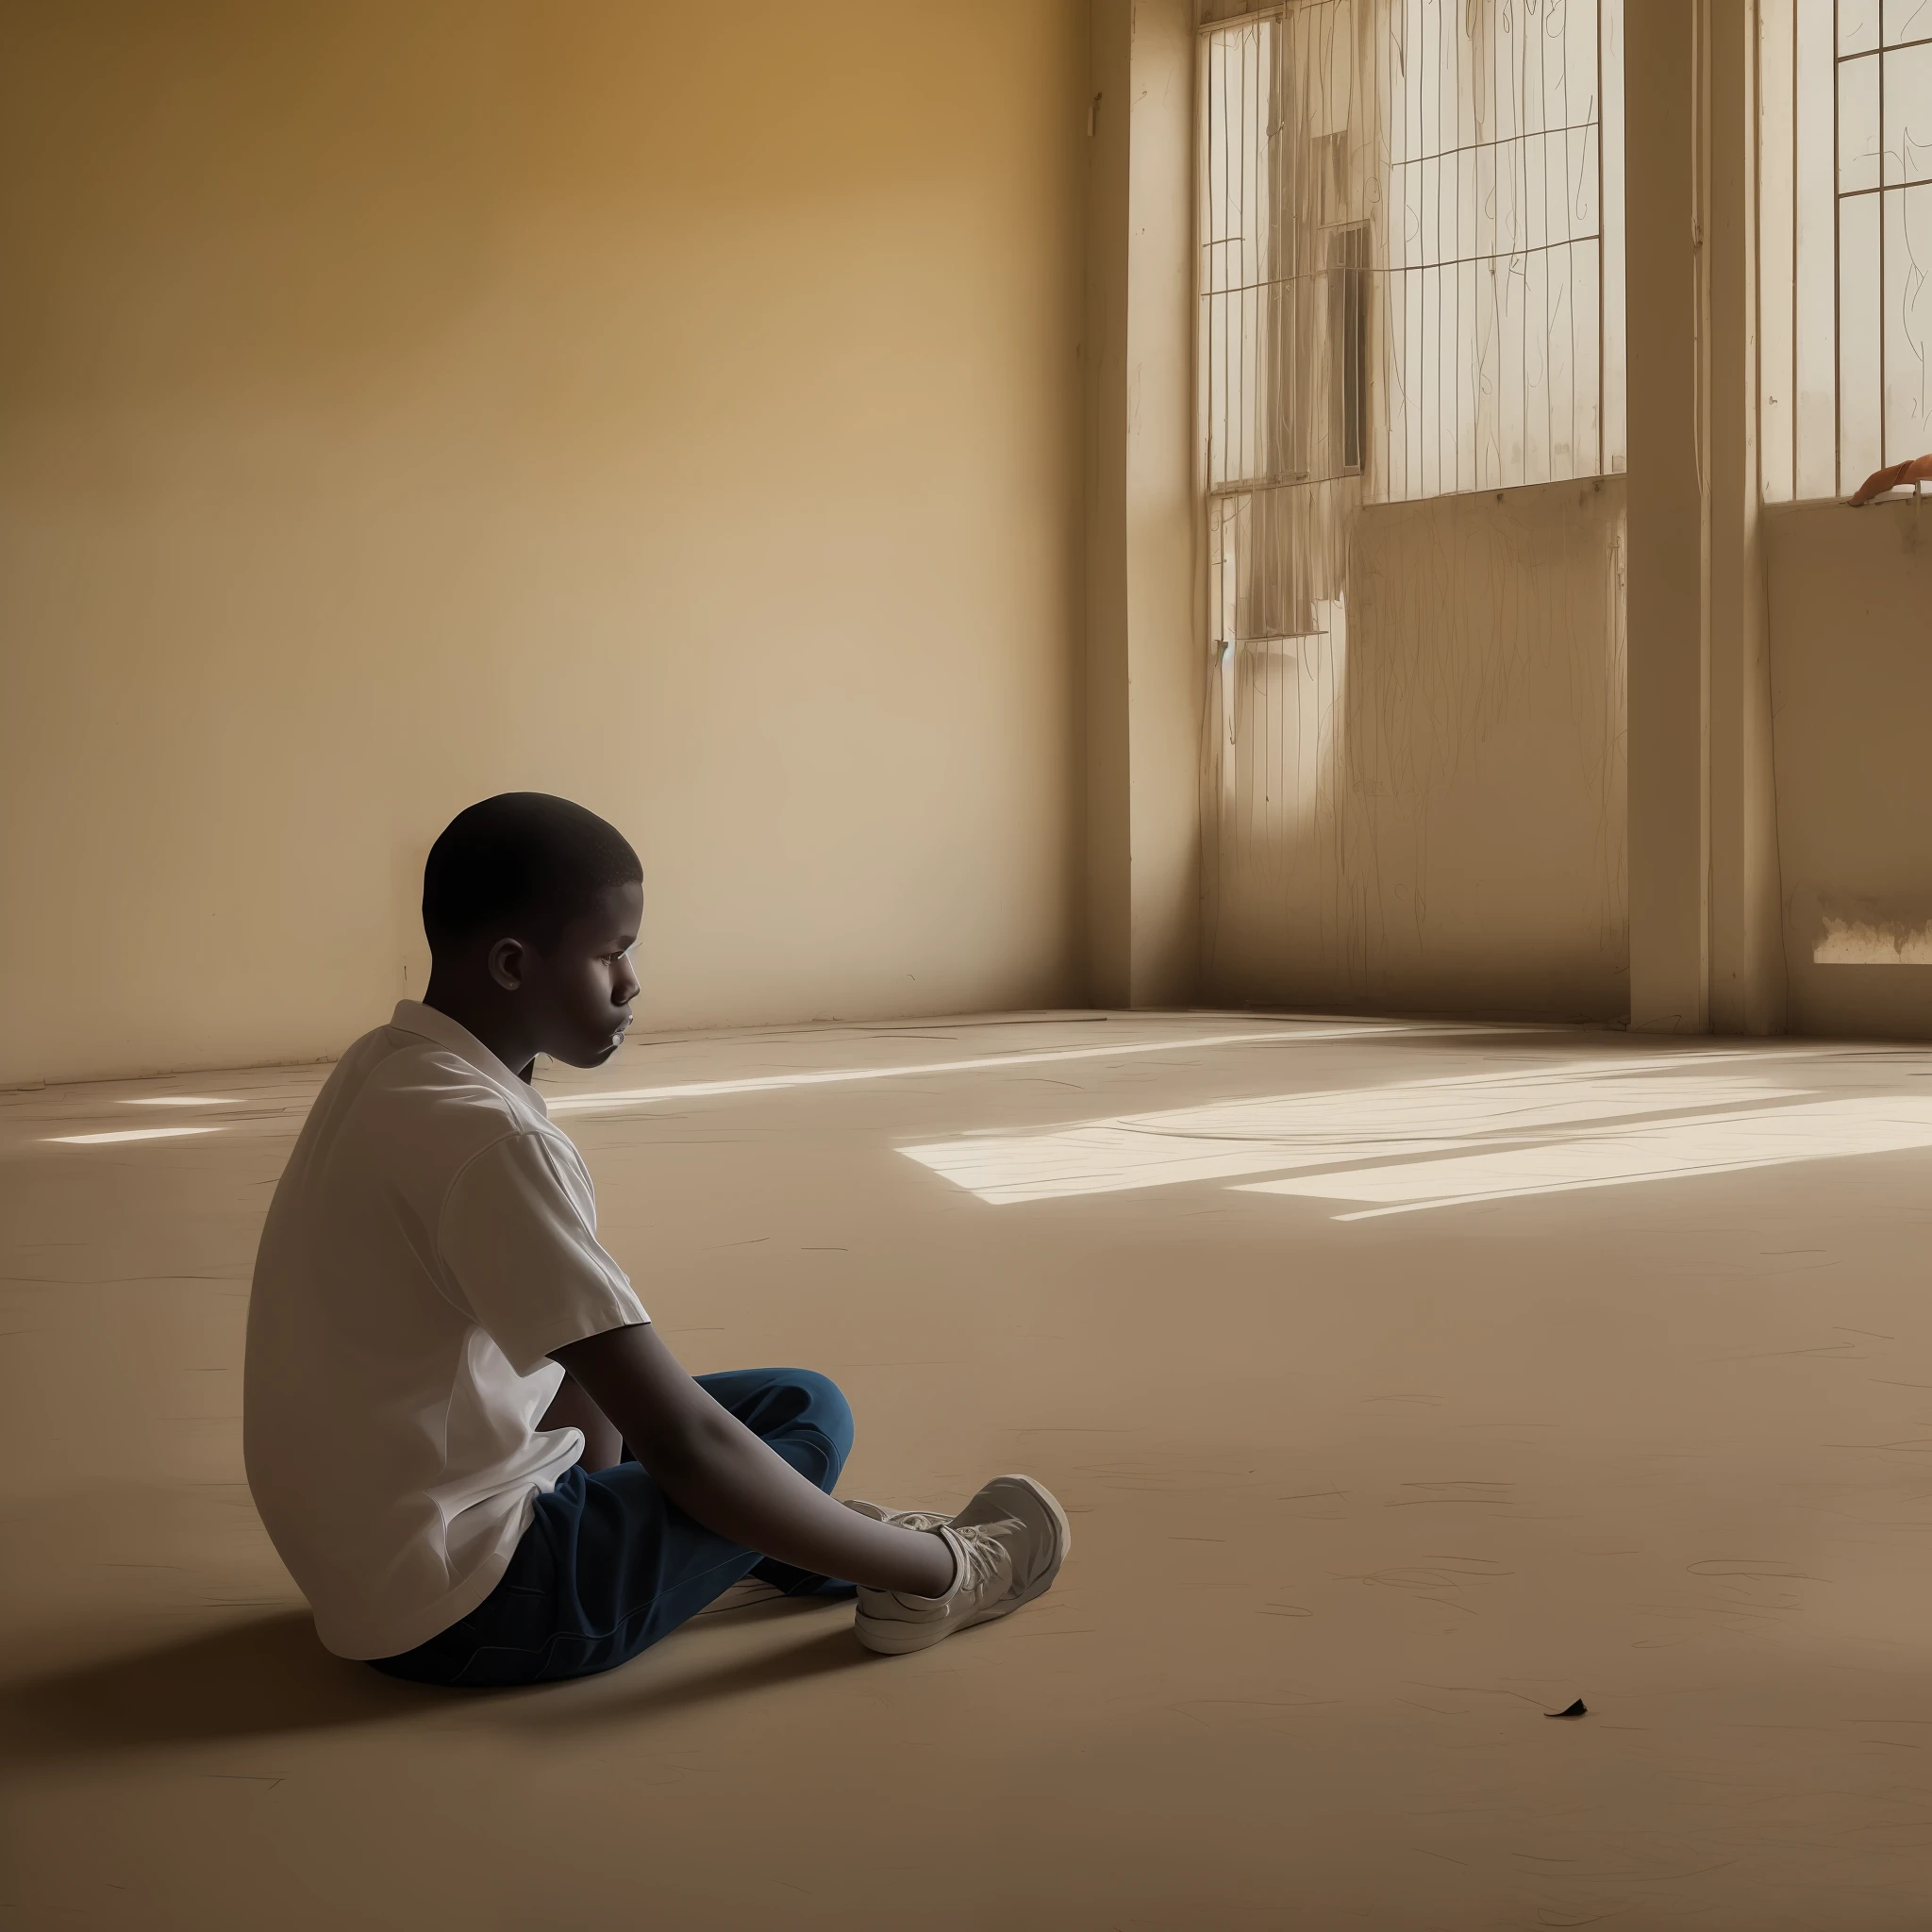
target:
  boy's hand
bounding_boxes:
[551,1324,955,1598]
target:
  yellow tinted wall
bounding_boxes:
[0,1,1088,1083]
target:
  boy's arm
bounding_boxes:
[538,1371,625,1470]
[551,1323,955,1598]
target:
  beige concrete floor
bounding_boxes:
[8,1013,1932,1928]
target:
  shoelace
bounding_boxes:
[886,1509,951,1535]
[945,1517,1021,1603]
[842,1498,950,1535]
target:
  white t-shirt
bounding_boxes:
[244,1001,648,1659]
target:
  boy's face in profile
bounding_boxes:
[507,879,643,1068]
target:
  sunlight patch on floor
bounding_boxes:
[897,1049,1884,1210]
[1247,1095,1932,1218]
[546,1021,1458,1116]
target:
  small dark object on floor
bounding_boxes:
[1545,1699,1588,1719]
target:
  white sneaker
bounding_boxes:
[853,1474,1071,1657]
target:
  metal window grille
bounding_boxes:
[1760,0,1932,502]
[1199,0,1626,515]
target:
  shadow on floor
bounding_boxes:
[508,1617,874,1735]
[5,1600,872,1757]
[3,1610,410,1757]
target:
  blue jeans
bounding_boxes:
[370,1367,855,1689]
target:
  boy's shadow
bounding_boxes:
[6,1602,868,1758]
[5,1611,407,1757]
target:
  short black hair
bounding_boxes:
[422,793,641,952]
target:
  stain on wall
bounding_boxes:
[1768,497,1932,1041]
[1207,478,1628,1020]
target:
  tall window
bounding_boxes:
[1760,0,1932,502]
[1199,0,1626,514]
[1198,0,1625,783]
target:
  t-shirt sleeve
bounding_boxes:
[436,1129,648,1374]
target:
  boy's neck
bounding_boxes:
[421,977,539,1084]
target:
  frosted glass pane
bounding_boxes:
[1760,0,1795,501]
[1201,17,1280,491]
[1201,21,1274,295]
[1602,0,1625,472]
[1884,0,1932,46]
[1795,0,1839,496]
[1884,185,1932,456]
[1841,55,1883,192]
[1840,192,1885,487]
[1366,0,1609,499]
[1452,258,1475,495]
[1523,247,1550,486]
[1885,42,1932,182]
[1557,242,1597,476]
[1565,0,1602,136]
[1844,0,1881,55]
[1304,0,1353,140]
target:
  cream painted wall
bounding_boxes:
[0,1,1088,1086]
[1767,499,1932,1041]
[1206,480,1629,1021]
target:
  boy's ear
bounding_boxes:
[487,937,527,993]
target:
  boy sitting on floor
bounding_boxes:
[243,791,1067,1687]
